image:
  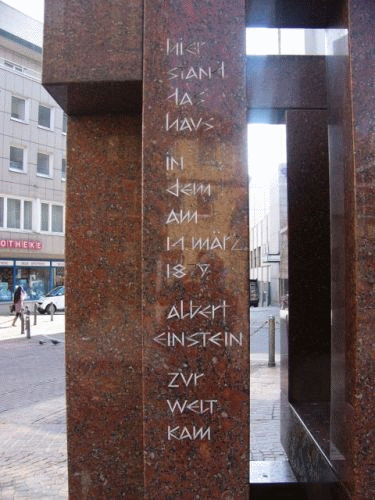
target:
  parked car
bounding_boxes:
[37,286,65,314]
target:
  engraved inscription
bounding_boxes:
[167,62,225,80]
[168,372,204,387]
[154,331,243,348]
[167,300,229,321]
[166,179,211,197]
[167,399,218,415]
[165,114,214,132]
[166,210,198,225]
[166,39,206,56]
[168,425,211,441]
[167,88,207,106]
[166,154,184,171]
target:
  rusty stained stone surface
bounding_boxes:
[65,115,144,498]
[142,1,249,498]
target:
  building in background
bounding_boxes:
[249,163,285,306]
[0,1,66,304]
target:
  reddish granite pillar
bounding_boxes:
[142,1,249,498]
[343,1,375,497]
[44,0,249,497]
[65,115,144,498]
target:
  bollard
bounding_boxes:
[268,315,276,367]
[50,305,54,321]
[25,306,31,339]
[34,303,37,325]
[21,311,25,335]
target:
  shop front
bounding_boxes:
[0,259,64,302]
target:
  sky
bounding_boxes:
[2,0,44,22]
[248,124,286,187]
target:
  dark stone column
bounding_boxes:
[326,32,351,486]
[142,1,249,498]
[285,109,331,407]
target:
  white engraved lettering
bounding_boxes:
[153,331,243,348]
[167,236,185,250]
[166,300,229,321]
[167,264,187,279]
[168,372,204,388]
[168,425,211,441]
[166,154,184,171]
[197,264,210,277]
[167,62,225,80]
[166,113,214,132]
[191,236,230,250]
[166,210,198,224]
[166,39,206,56]
[167,399,218,414]
[166,179,211,197]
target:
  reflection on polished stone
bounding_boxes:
[250,460,297,483]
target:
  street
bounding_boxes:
[0,316,67,500]
[250,306,281,354]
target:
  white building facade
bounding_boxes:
[0,2,66,303]
[250,164,285,306]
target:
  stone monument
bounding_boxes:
[44,0,249,498]
[43,0,375,499]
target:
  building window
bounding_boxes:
[52,205,64,233]
[24,201,32,230]
[38,105,52,129]
[37,152,52,177]
[9,146,26,172]
[40,202,64,234]
[61,158,66,181]
[0,198,4,227]
[11,96,27,121]
[62,113,67,133]
[6,198,33,230]
[0,196,33,231]
[4,60,22,72]
[41,203,49,231]
[7,198,21,229]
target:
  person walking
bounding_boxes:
[12,286,25,327]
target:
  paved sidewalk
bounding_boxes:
[250,353,286,462]
[0,311,65,342]
[0,313,67,500]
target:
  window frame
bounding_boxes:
[36,151,53,178]
[38,104,54,130]
[10,95,29,123]
[0,195,34,232]
[39,201,65,235]
[61,158,67,181]
[9,145,27,173]
[62,113,68,134]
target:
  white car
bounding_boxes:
[37,286,65,314]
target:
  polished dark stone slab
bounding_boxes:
[245,0,347,28]
[246,56,327,110]
[285,109,331,405]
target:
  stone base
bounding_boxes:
[281,404,351,500]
